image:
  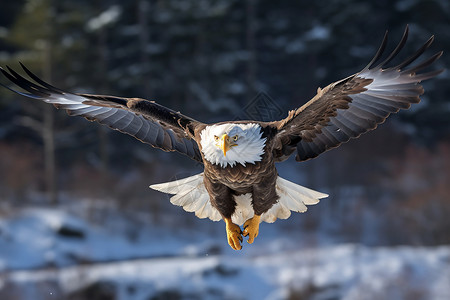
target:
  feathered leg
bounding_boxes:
[244,173,278,244]
[203,175,243,250]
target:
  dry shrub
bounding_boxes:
[0,141,42,202]
[65,161,117,199]
[383,141,450,245]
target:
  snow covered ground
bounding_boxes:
[2,244,450,300]
[1,204,449,300]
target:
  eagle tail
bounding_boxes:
[150,173,223,222]
[261,177,328,223]
[150,173,328,225]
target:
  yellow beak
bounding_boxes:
[220,134,232,157]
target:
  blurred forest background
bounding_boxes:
[0,0,449,299]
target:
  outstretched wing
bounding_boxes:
[270,26,443,162]
[1,63,203,162]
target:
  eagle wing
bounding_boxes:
[270,26,443,162]
[1,63,203,162]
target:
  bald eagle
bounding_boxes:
[1,26,443,250]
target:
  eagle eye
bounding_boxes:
[232,135,238,141]
[214,135,219,142]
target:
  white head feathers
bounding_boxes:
[200,123,266,168]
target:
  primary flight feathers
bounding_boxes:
[270,27,443,162]
[1,63,203,161]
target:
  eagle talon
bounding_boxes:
[224,218,243,250]
[243,215,261,244]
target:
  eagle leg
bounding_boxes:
[224,217,243,250]
[243,215,261,244]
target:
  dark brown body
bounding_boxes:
[195,122,280,218]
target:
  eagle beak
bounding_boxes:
[220,134,232,157]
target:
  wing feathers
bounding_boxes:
[364,30,389,70]
[272,26,442,162]
[19,62,66,94]
[392,35,434,70]
[1,64,203,162]
[402,51,443,75]
[5,66,53,96]
[372,26,408,69]
[135,120,151,141]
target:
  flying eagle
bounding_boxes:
[1,26,443,250]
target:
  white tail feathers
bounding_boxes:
[150,173,222,221]
[150,173,328,226]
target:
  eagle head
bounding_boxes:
[200,123,266,168]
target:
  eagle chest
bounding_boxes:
[203,154,276,191]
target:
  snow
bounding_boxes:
[304,25,330,41]
[285,39,306,54]
[0,205,449,299]
[86,6,121,31]
[0,207,205,270]
[0,27,8,38]
[395,0,415,11]
[2,243,450,299]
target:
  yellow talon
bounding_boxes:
[225,218,243,250]
[243,215,261,244]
